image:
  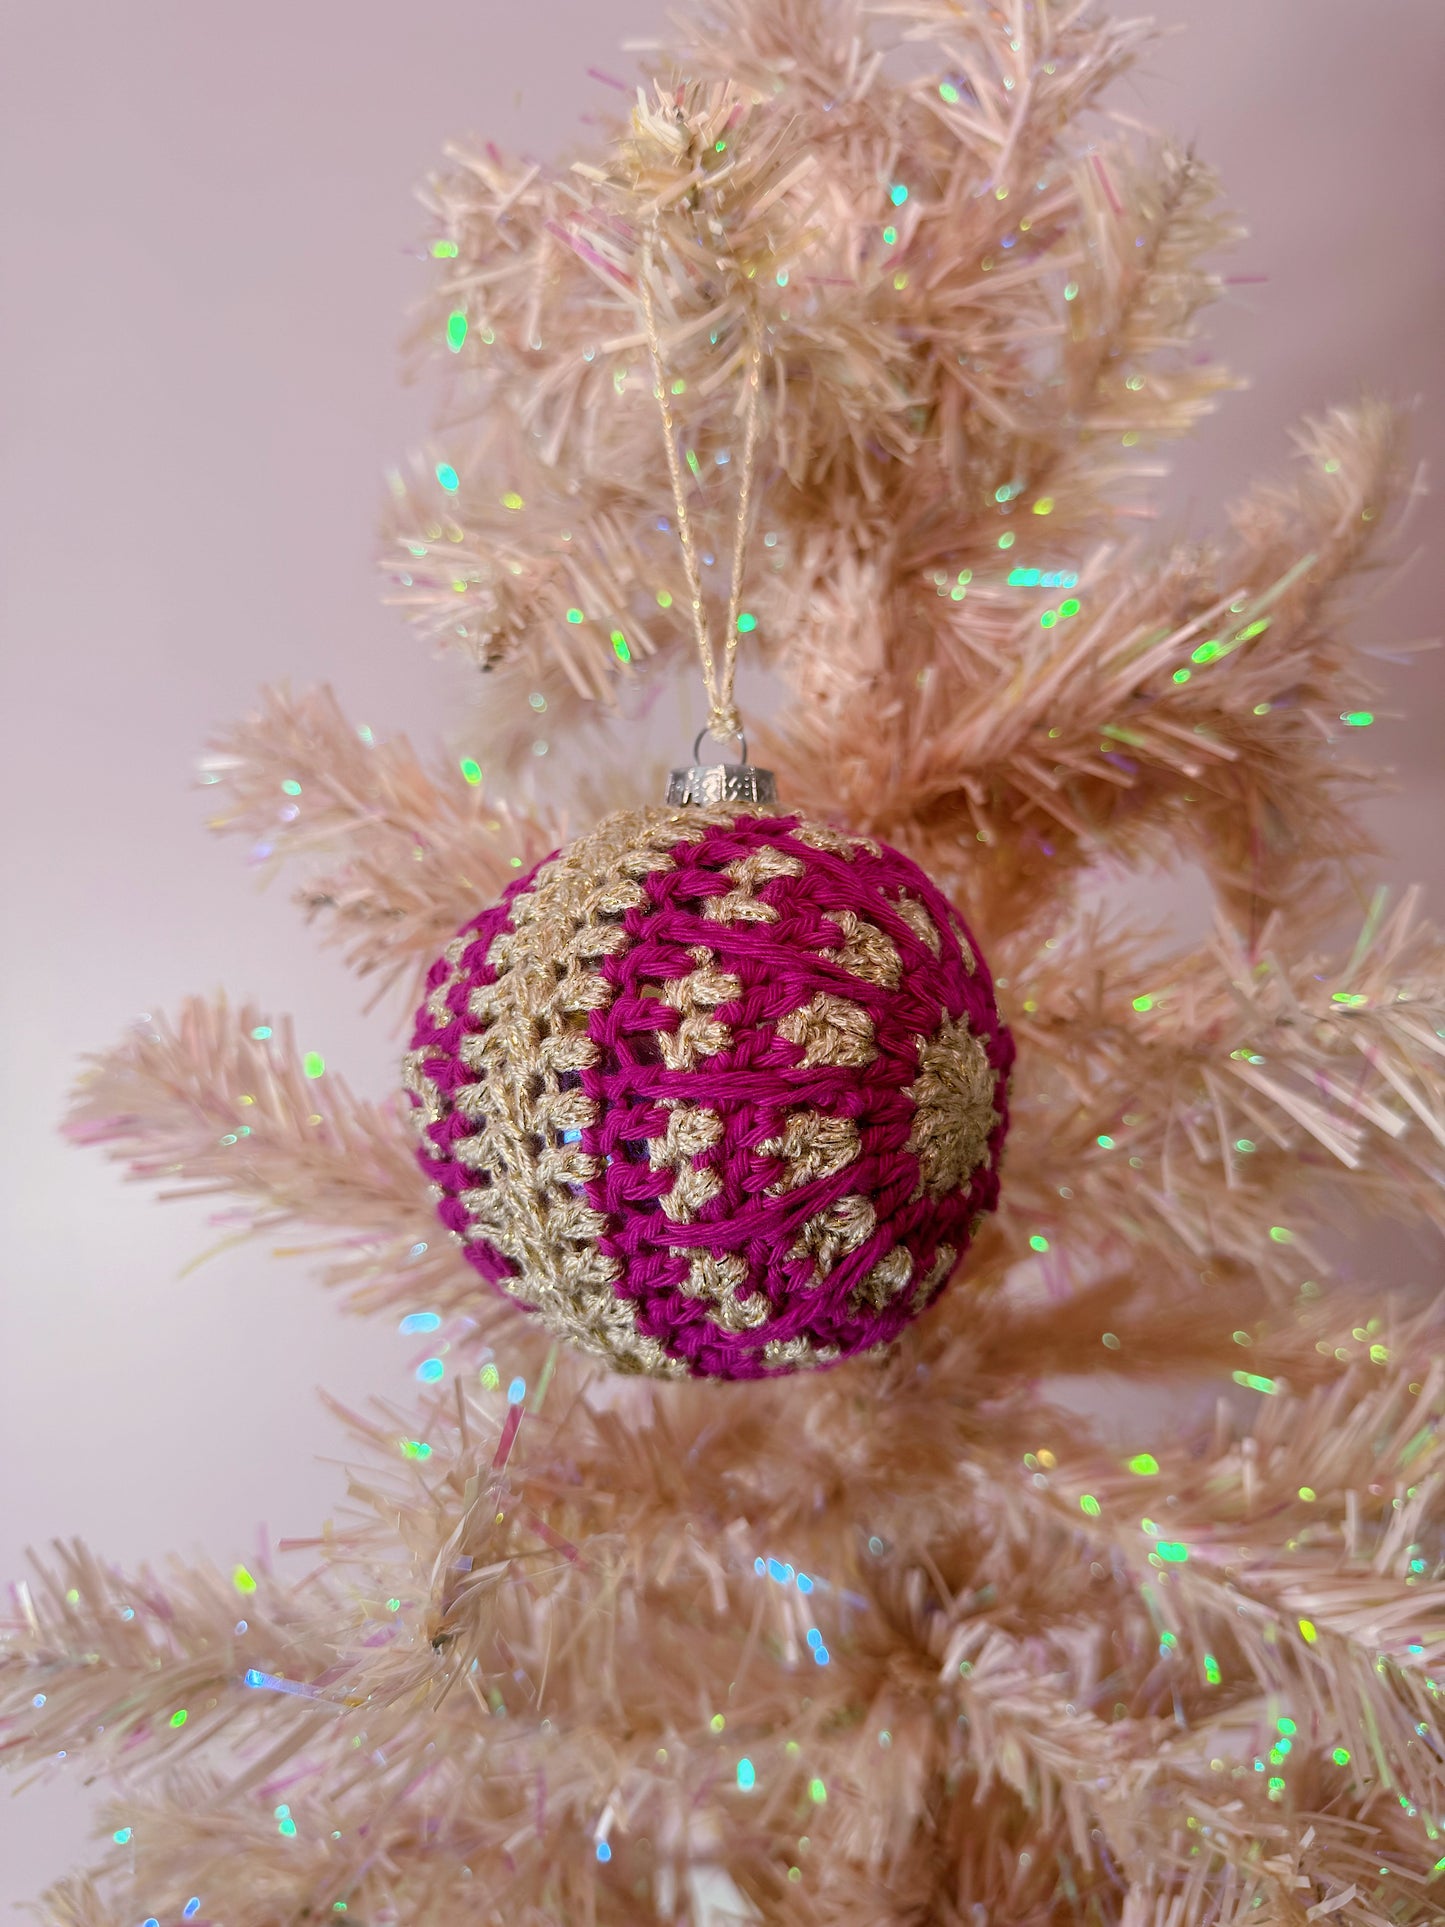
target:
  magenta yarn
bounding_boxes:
[407,809,1012,1380]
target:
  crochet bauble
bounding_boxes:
[405,806,1013,1380]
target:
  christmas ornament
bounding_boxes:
[404,228,1013,1378]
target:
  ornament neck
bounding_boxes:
[666,728,777,807]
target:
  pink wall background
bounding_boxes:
[2,0,1441,1905]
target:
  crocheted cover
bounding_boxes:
[405,807,1013,1379]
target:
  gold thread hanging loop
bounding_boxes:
[638,221,763,744]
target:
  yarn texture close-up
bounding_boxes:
[406,806,1013,1378]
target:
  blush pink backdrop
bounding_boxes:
[2,0,1441,1906]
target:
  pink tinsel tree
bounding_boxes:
[5,3,1445,1922]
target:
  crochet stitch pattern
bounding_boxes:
[405,807,1013,1378]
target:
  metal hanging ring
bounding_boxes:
[667,727,777,806]
[693,727,747,767]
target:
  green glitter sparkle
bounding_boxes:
[1233,1370,1279,1395]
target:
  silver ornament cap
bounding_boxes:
[666,729,777,806]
